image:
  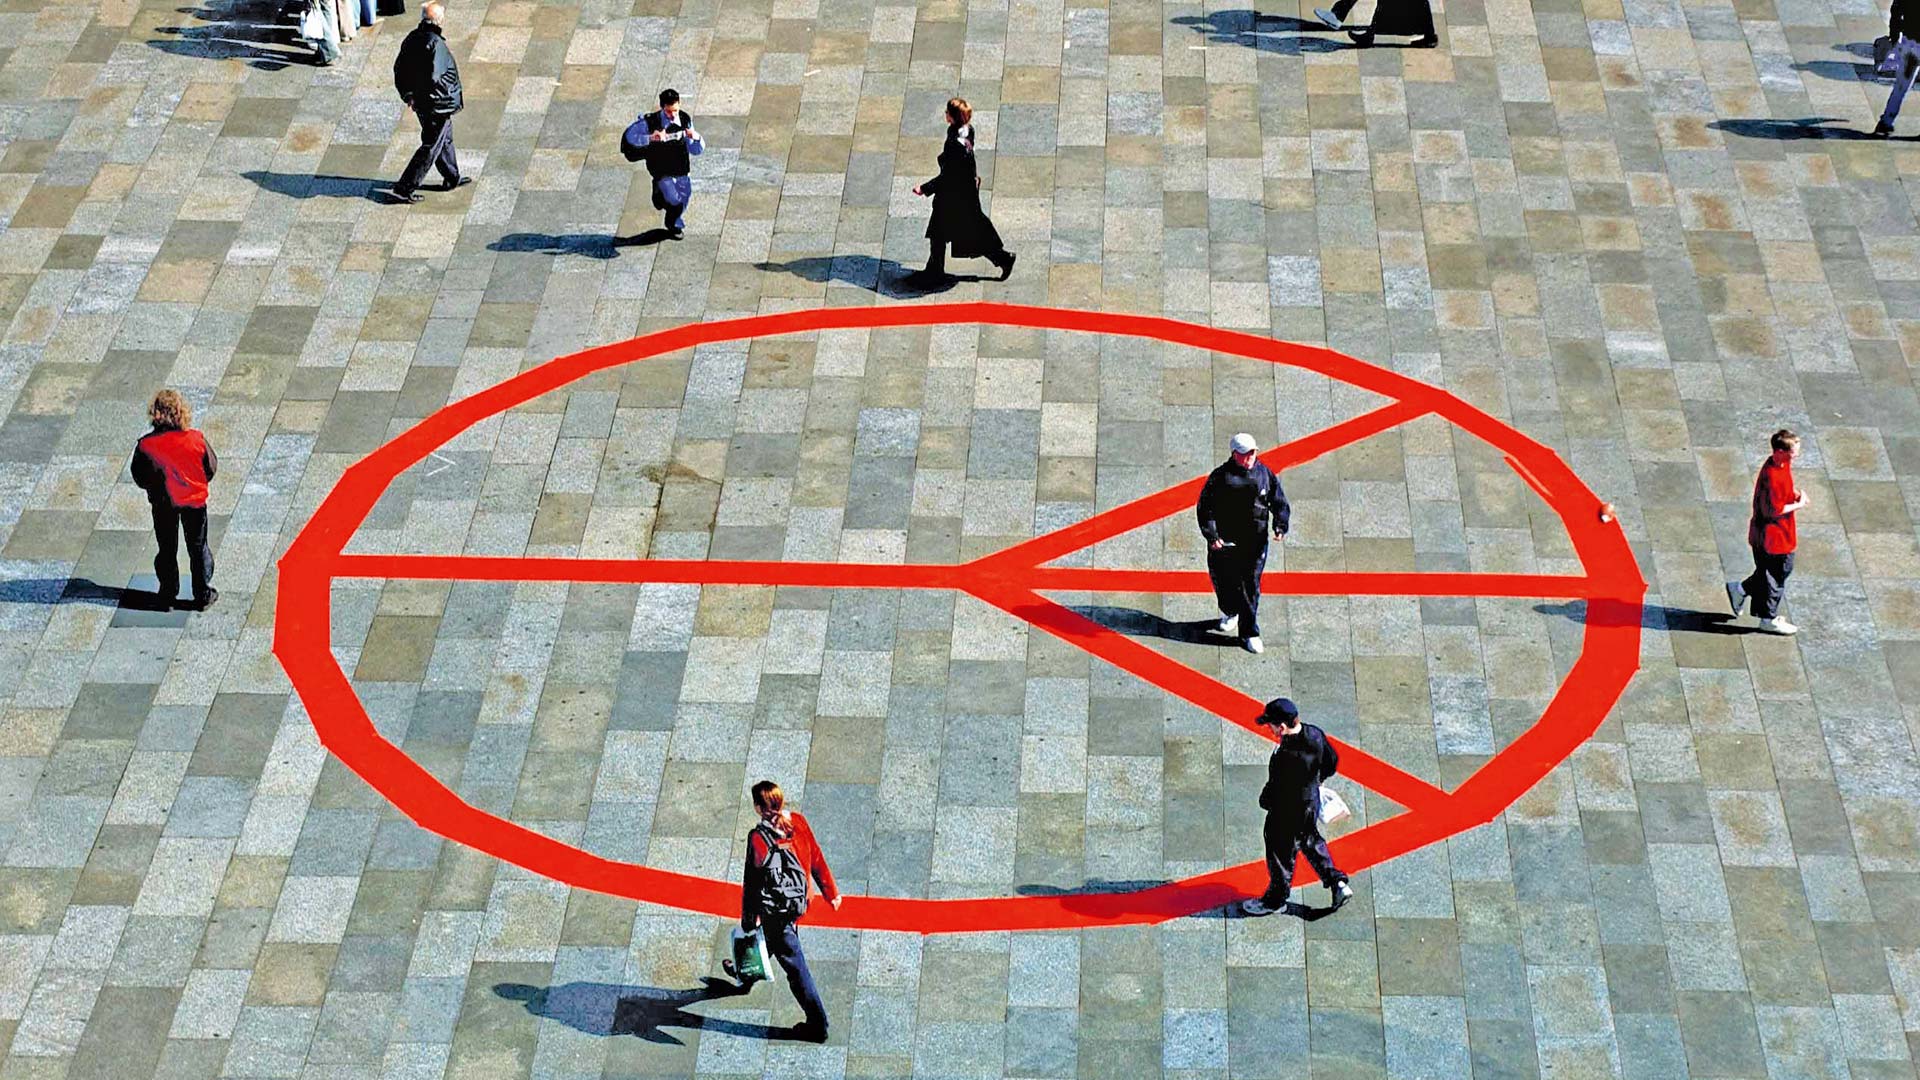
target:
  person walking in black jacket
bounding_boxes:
[1875,0,1919,135]
[389,1,468,203]
[1196,432,1289,654]
[909,98,1015,284]
[1242,698,1352,916]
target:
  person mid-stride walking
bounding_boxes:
[1242,698,1353,917]
[1196,432,1290,654]
[1727,429,1807,635]
[739,781,841,1042]
[1874,0,1916,136]
[388,2,468,204]
[622,88,703,240]
[908,97,1015,284]
[131,390,218,610]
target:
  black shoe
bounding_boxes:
[389,189,423,204]
[188,588,219,611]
[1412,33,1438,47]
[1346,27,1374,45]
[439,176,474,191]
[998,251,1017,281]
[669,226,684,240]
[905,268,950,286]
[1873,120,1896,138]
[790,1021,829,1043]
[1329,881,1353,910]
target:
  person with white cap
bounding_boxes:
[1242,697,1352,916]
[1195,432,1290,653]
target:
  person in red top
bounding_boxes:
[740,780,840,1042]
[130,389,219,610]
[1727,429,1807,635]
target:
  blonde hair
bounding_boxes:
[149,389,191,430]
[946,97,972,126]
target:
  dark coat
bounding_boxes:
[393,21,462,115]
[1895,0,1915,40]
[922,127,1004,257]
[1196,459,1290,545]
[1259,722,1339,820]
[1365,0,1435,38]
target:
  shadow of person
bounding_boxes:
[0,577,176,611]
[1014,880,1242,919]
[1067,605,1240,648]
[1532,600,1758,636]
[241,172,386,200]
[1708,117,1881,141]
[148,4,318,70]
[487,233,641,259]
[1170,9,1349,53]
[1793,59,1874,82]
[494,978,779,1045]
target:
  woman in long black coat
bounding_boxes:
[1314,0,1436,47]
[909,98,1016,283]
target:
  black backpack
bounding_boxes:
[751,822,810,920]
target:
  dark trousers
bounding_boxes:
[924,239,1010,276]
[151,503,213,603]
[1742,546,1793,620]
[396,111,459,195]
[1207,537,1269,638]
[764,918,827,1029]
[1262,803,1345,901]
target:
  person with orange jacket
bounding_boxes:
[130,389,219,610]
[1727,429,1806,635]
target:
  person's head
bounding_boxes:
[659,87,680,119]
[1257,697,1301,733]
[1770,428,1800,464]
[1229,432,1258,467]
[751,780,787,824]
[422,0,444,25]
[945,97,972,128]
[149,389,191,431]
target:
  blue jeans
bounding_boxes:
[656,175,691,229]
[763,918,826,1029]
[1885,37,1920,127]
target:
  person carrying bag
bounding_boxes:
[734,781,841,1042]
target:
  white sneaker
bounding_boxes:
[1245,636,1263,654]
[1314,6,1344,27]
[1331,881,1354,909]
[1759,618,1798,635]
[1217,613,1236,633]
[1240,896,1283,916]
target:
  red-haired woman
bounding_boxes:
[909,97,1016,284]
[739,780,841,1041]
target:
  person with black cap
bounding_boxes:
[1196,432,1290,654]
[1242,697,1352,916]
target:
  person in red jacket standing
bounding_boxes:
[1727,429,1806,635]
[740,781,841,1042]
[130,389,218,610]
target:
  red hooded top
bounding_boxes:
[131,427,217,509]
[1747,456,1796,555]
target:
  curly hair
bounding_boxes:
[149,389,191,430]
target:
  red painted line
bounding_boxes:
[275,302,1646,933]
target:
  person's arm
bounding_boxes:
[1266,467,1290,537]
[685,115,704,155]
[130,441,156,494]
[740,831,764,931]
[1257,748,1278,810]
[1319,730,1339,781]
[435,43,461,100]
[1196,469,1222,545]
[393,48,412,105]
[202,435,218,482]
[801,818,841,905]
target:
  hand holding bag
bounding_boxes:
[298,0,329,41]
[726,926,769,982]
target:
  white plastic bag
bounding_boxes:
[298,1,328,41]
[1318,787,1351,827]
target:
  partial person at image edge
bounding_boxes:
[1875,0,1917,136]
[130,389,218,611]
[739,781,841,1043]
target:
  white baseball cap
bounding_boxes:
[1229,433,1258,455]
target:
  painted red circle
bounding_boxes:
[275,302,1645,932]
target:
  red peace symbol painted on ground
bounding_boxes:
[275,302,1645,933]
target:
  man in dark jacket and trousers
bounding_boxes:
[131,389,219,610]
[623,89,704,239]
[1243,698,1352,916]
[741,780,841,1042]
[1196,432,1289,654]
[389,1,468,203]
[1727,429,1806,635]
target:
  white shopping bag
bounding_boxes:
[298,1,328,41]
[1318,787,1351,827]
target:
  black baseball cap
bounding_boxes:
[1258,697,1299,726]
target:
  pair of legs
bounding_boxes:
[395,112,460,196]
[761,918,828,1036]
[1260,806,1347,904]
[151,503,214,606]
[1879,39,1920,134]
[922,239,1015,279]
[1207,537,1269,640]
[1736,546,1793,619]
[656,176,692,233]
[1314,0,1437,45]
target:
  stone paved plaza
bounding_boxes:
[4,0,1920,1075]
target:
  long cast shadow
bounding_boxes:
[149,4,317,70]
[0,577,172,610]
[494,978,781,1045]
[487,233,664,259]
[1534,600,1758,635]
[1172,9,1351,53]
[242,172,387,201]
[1709,117,1883,141]
[755,255,978,296]
[1017,880,1240,919]
[1068,605,1239,648]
